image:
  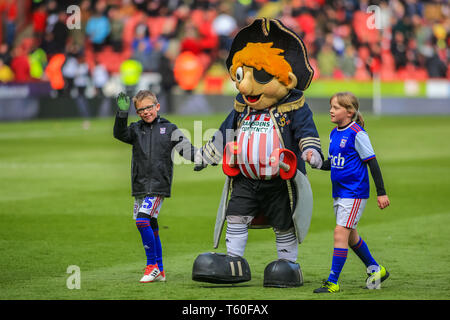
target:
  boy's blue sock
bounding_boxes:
[351,237,379,268]
[136,218,156,266]
[153,229,163,272]
[327,248,348,284]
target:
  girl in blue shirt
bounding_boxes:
[305,92,390,293]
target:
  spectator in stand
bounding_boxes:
[85,0,111,52]
[40,32,59,57]
[279,4,301,34]
[412,14,432,52]
[0,0,17,47]
[92,57,111,117]
[45,0,59,35]
[212,2,237,52]
[193,8,218,55]
[180,22,202,55]
[339,44,357,78]
[70,0,92,49]
[391,30,408,70]
[406,38,421,68]
[131,24,156,71]
[10,46,31,83]
[232,0,252,28]
[317,42,337,77]
[132,23,152,52]
[51,11,69,53]
[0,57,14,82]
[62,43,81,97]
[425,47,447,78]
[404,0,423,17]
[0,43,11,66]
[74,53,90,98]
[145,0,164,16]
[108,6,125,52]
[32,3,47,45]
[29,47,47,80]
[45,52,66,95]
[158,51,176,114]
[73,52,91,129]
[367,43,382,77]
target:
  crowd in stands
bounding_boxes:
[0,0,449,97]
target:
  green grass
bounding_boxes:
[1,113,450,300]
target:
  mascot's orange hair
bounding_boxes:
[230,42,293,86]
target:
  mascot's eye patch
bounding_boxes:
[252,67,274,84]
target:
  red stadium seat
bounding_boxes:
[354,65,371,81]
[204,75,225,94]
[380,67,396,81]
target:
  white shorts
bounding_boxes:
[133,196,164,220]
[333,198,367,229]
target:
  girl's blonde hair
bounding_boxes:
[330,91,364,128]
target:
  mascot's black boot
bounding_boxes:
[263,259,303,288]
[192,252,251,284]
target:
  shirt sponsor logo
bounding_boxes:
[331,153,345,168]
[240,119,271,133]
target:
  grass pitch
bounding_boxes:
[0,112,450,300]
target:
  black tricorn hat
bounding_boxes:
[226,18,314,91]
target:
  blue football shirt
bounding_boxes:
[328,122,375,198]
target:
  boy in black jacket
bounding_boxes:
[114,90,197,283]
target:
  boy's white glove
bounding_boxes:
[194,149,208,171]
[301,148,323,169]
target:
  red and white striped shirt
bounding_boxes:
[236,113,283,180]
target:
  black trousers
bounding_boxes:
[226,175,294,231]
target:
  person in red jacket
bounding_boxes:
[10,46,31,82]
[32,3,47,44]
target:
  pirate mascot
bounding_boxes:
[192,18,323,287]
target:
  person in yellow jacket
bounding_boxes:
[29,48,47,80]
[0,59,14,82]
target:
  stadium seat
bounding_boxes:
[203,75,225,94]
[414,68,428,81]
[354,65,371,81]
[380,67,396,81]
[333,68,345,79]
[147,16,177,41]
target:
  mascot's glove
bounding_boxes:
[301,148,323,169]
[116,92,130,111]
[194,149,208,171]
